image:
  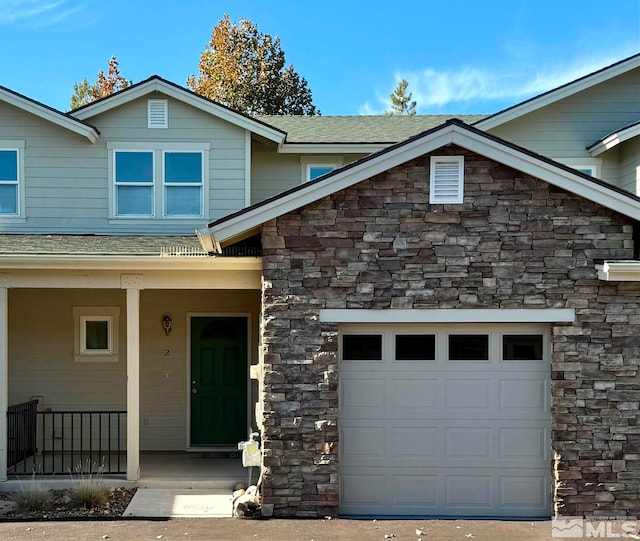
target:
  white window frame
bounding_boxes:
[161,150,204,218]
[430,156,464,204]
[73,307,120,363]
[113,149,155,217]
[0,141,25,220]
[300,156,342,183]
[559,158,602,178]
[108,142,210,220]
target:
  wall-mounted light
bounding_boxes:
[162,315,172,336]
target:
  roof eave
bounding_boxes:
[71,78,286,145]
[278,142,391,154]
[0,87,99,143]
[597,261,640,281]
[588,123,640,156]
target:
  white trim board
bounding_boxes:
[319,308,576,323]
[588,123,640,156]
[207,121,640,248]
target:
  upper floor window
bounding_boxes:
[0,148,19,216]
[110,143,208,219]
[301,157,342,183]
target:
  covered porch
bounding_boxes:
[0,236,262,485]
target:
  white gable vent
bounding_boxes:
[148,99,168,128]
[430,156,464,204]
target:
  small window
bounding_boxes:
[301,158,342,183]
[73,307,120,362]
[430,156,464,204]
[0,149,19,215]
[342,334,382,361]
[163,151,203,217]
[148,99,168,128]
[449,334,489,361]
[309,166,334,180]
[114,151,154,216]
[503,334,543,360]
[395,334,436,360]
[81,316,111,354]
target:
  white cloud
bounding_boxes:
[0,0,86,28]
[362,46,639,115]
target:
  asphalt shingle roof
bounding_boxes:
[0,235,202,256]
[255,115,487,144]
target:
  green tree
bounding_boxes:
[387,79,417,115]
[70,56,131,110]
[188,14,319,115]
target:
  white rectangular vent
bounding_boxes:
[430,156,464,204]
[148,99,168,128]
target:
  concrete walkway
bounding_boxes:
[123,488,233,518]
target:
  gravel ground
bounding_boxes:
[0,487,137,520]
[0,517,559,541]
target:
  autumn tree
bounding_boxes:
[386,79,417,115]
[70,56,131,109]
[188,14,318,115]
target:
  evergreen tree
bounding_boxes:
[387,79,417,115]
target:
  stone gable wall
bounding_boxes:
[259,146,640,517]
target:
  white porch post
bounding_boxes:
[0,283,8,481]
[122,274,143,481]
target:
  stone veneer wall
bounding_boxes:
[259,145,640,518]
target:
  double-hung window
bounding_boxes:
[163,151,203,216]
[111,144,207,218]
[0,148,19,216]
[114,151,154,216]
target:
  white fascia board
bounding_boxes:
[0,88,98,143]
[279,143,389,154]
[210,123,640,245]
[454,130,640,220]
[476,55,640,130]
[588,124,640,157]
[597,261,640,281]
[319,308,576,323]
[210,127,457,242]
[72,80,285,144]
[0,255,262,271]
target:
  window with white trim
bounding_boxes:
[430,156,464,204]
[301,157,342,183]
[0,147,20,216]
[73,307,120,362]
[111,144,207,218]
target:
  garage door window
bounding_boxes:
[342,334,382,361]
[448,334,489,361]
[395,334,436,361]
[503,334,543,360]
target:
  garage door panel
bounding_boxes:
[499,474,549,510]
[445,427,492,459]
[499,427,549,461]
[445,379,492,412]
[499,378,548,413]
[339,323,551,518]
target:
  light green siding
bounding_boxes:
[488,68,640,189]
[251,149,366,204]
[8,288,260,452]
[0,93,250,234]
[619,138,640,194]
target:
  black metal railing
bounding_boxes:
[7,408,127,475]
[7,399,39,469]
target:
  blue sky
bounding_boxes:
[0,0,638,115]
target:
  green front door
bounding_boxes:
[190,316,248,446]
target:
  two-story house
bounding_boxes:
[0,52,639,519]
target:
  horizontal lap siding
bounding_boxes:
[0,95,249,234]
[619,140,640,194]
[489,69,640,189]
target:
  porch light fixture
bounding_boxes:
[162,315,172,336]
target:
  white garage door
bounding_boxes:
[339,323,551,518]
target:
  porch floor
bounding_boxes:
[3,452,249,490]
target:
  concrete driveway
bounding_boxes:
[0,518,561,540]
